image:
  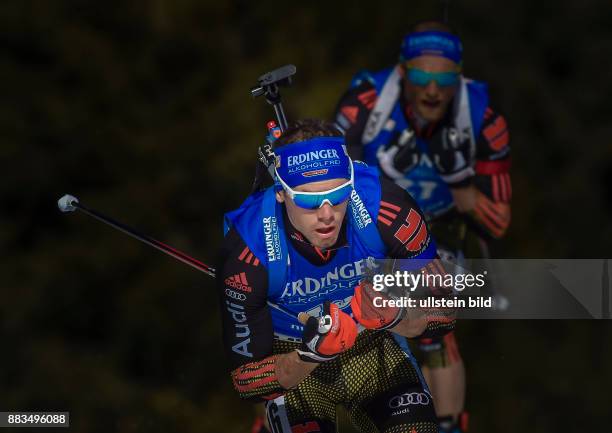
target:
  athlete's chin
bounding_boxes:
[417,107,445,123]
[416,102,448,123]
[310,230,339,249]
[316,238,337,249]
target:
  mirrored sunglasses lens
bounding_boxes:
[293,185,353,209]
[407,69,429,86]
[294,195,322,209]
[326,185,352,205]
[436,72,459,86]
[407,69,458,87]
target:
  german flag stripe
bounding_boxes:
[237,246,261,267]
[380,200,401,212]
[238,246,250,261]
[378,208,398,219]
[377,215,393,226]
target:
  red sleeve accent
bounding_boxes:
[393,209,422,244]
[405,221,429,253]
[293,422,323,433]
[476,110,511,162]
[334,82,377,160]
[472,193,511,238]
[340,105,359,125]
[380,200,401,212]
[474,109,512,202]
[475,159,511,175]
[357,88,377,109]
[392,208,429,253]
[218,229,274,371]
[443,332,462,364]
[231,356,285,401]
[482,115,509,151]
[377,178,433,258]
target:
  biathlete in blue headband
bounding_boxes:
[218,119,455,433]
[334,20,513,433]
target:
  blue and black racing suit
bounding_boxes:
[218,163,454,433]
[334,67,512,370]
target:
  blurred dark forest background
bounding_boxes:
[2,0,612,432]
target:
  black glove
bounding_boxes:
[376,128,419,180]
[296,301,358,363]
[428,126,474,186]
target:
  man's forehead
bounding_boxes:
[294,178,347,193]
[406,55,459,71]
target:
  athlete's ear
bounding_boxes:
[275,190,285,203]
[398,62,407,78]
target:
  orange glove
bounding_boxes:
[297,301,358,363]
[351,281,405,330]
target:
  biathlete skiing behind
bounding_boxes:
[219,119,455,432]
[334,20,512,433]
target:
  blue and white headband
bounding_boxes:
[274,137,352,188]
[400,30,463,65]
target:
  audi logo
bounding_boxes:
[388,392,430,409]
[225,289,246,301]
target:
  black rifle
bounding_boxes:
[250,64,296,192]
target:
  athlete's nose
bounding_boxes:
[424,80,440,96]
[317,203,335,224]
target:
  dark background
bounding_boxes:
[2,0,611,432]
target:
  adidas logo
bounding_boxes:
[224,272,253,293]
